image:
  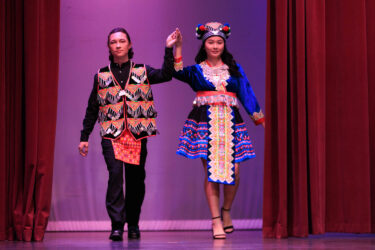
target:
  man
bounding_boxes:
[79,27,178,240]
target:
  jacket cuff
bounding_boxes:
[251,110,265,125]
[165,47,173,55]
[80,134,89,142]
[254,117,265,125]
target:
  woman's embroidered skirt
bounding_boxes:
[177,105,256,185]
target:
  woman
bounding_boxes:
[79,27,179,241]
[173,23,265,239]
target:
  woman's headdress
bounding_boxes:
[195,22,231,41]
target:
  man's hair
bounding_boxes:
[107,27,134,62]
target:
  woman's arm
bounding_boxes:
[236,64,265,126]
[172,29,195,84]
[174,29,182,63]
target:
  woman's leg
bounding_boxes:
[222,163,240,233]
[201,158,226,239]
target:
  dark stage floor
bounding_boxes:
[1,230,375,249]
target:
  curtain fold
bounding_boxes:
[367,0,375,234]
[0,0,60,242]
[305,0,326,235]
[325,0,371,233]
[263,0,375,238]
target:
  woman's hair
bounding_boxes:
[195,40,242,77]
[107,27,134,62]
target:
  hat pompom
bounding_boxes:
[221,23,231,38]
[196,24,206,39]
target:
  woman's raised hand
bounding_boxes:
[166,28,182,48]
[175,28,182,47]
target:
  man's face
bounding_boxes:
[108,32,132,60]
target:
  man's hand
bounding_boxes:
[166,28,181,48]
[78,142,89,157]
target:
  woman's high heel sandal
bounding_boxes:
[221,207,234,234]
[212,216,226,239]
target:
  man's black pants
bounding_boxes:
[101,138,147,231]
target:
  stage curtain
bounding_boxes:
[0,0,60,241]
[263,0,375,238]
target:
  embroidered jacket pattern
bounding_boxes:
[98,63,158,141]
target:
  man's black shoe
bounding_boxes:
[128,225,140,239]
[109,229,123,241]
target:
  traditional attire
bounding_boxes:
[80,47,173,231]
[173,60,264,185]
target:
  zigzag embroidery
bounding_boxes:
[97,89,108,102]
[127,118,156,135]
[99,102,123,122]
[131,67,147,83]
[100,118,125,137]
[124,84,153,101]
[98,72,113,88]
[97,86,122,105]
[127,102,156,118]
[207,105,235,184]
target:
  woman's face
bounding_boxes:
[108,32,132,60]
[204,36,225,60]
